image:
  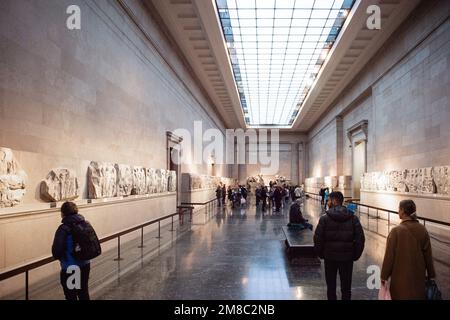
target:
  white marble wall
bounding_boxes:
[0,0,230,207]
[0,193,176,297]
[0,0,231,292]
[306,0,450,213]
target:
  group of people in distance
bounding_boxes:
[254,182,305,213]
[216,184,249,208]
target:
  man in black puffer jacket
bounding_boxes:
[314,191,365,300]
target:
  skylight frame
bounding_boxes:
[216,0,355,127]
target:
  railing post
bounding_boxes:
[388,211,390,231]
[25,270,29,301]
[170,215,175,232]
[114,236,123,261]
[179,207,184,226]
[138,227,145,249]
[156,221,162,239]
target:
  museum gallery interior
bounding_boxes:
[0,0,449,301]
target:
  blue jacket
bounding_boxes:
[52,214,90,270]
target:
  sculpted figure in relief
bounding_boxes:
[146,168,158,194]
[434,166,449,196]
[0,148,27,207]
[132,166,147,195]
[41,168,79,202]
[116,164,133,197]
[168,171,177,192]
[88,162,117,199]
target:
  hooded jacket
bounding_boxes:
[52,214,90,270]
[313,205,365,261]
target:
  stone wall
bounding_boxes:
[0,0,230,207]
[306,0,450,214]
[0,0,232,286]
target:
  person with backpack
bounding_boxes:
[52,202,101,300]
[380,200,437,300]
[313,191,365,300]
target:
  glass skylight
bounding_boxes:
[216,0,355,127]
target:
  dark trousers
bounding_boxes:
[324,260,353,300]
[60,264,91,300]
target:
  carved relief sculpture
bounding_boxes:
[0,148,27,207]
[154,169,164,193]
[360,165,450,196]
[132,166,147,195]
[145,168,157,194]
[116,164,133,197]
[40,168,79,202]
[88,161,117,199]
[434,166,449,196]
[160,169,168,193]
[168,171,177,192]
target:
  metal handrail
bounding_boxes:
[0,207,193,299]
[180,198,218,220]
[180,198,218,206]
[304,191,353,200]
[304,191,450,228]
[348,200,450,228]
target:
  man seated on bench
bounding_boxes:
[288,199,313,230]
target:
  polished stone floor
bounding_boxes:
[94,198,449,300]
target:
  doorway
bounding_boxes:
[352,140,366,198]
[167,132,183,206]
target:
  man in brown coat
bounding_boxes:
[381,200,436,300]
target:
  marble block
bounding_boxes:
[0,148,27,207]
[40,168,79,202]
[145,168,158,194]
[116,164,133,197]
[87,161,117,199]
[132,166,147,195]
[168,171,177,192]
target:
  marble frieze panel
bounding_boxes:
[0,148,27,207]
[40,168,79,202]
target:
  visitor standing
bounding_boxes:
[313,192,365,300]
[222,184,226,207]
[216,185,223,207]
[52,202,101,300]
[381,200,436,300]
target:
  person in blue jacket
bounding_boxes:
[52,202,90,300]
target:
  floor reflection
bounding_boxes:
[96,197,449,300]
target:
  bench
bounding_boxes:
[282,226,320,263]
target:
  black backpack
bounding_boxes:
[70,220,102,261]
